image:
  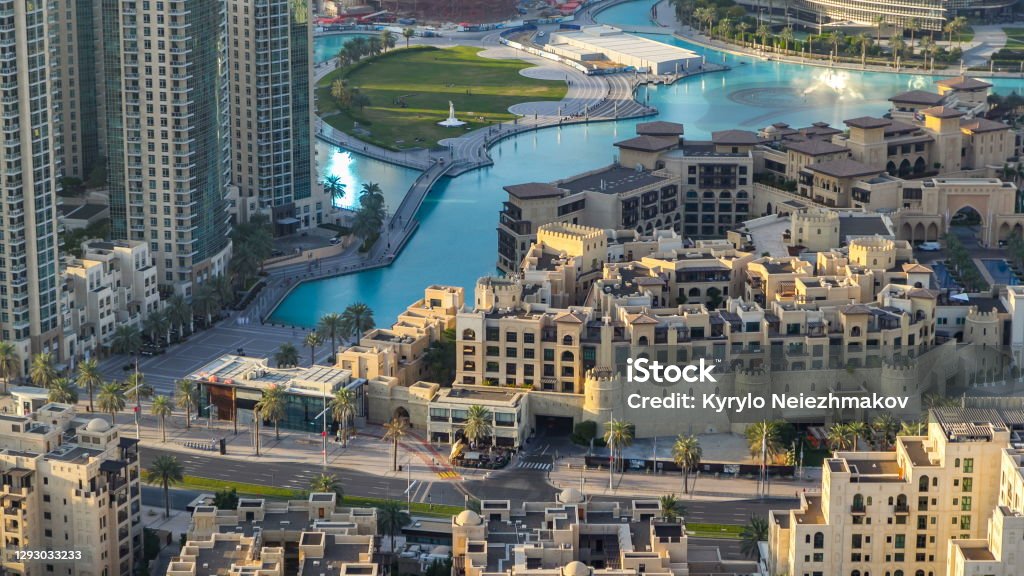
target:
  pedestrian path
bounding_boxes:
[517,460,552,471]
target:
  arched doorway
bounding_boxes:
[950,205,984,246]
[886,161,897,175]
[394,407,410,422]
[898,159,911,177]
[913,157,926,174]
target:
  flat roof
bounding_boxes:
[785,139,848,156]
[839,215,891,238]
[560,165,667,195]
[550,27,700,65]
[504,182,564,200]
[806,158,879,179]
[614,135,678,152]
[889,90,945,105]
[636,121,684,136]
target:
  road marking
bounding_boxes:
[436,471,459,479]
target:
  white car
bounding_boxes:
[918,242,941,251]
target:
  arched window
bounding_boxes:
[894,571,904,576]
[561,351,574,362]
[688,287,701,298]
[851,326,861,337]
[737,190,748,199]
[562,335,574,346]
[853,494,864,509]
[638,336,649,346]
[852,571,861,576]
[703,191,715,199]
[720,191,732,199]
[955,458,960,468]
[686,190,698,198]
[919,476,929,492]
[462,329,476,340]
[813,532,824,549]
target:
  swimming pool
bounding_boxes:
[931,262,960,290]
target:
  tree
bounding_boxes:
[383,417,408,472]
[402,27,415,48]
[257,385,286,440]
[946,16,968,48]
[659,493,684,522]
[73,359,99,413]
[694,6,715,35]
[672,434,702,494]
[899,420,926,436]
[857,32,871,66]
[756,24,770,50]
[125,371,154,403]
[827,422,853,451]
[377,500,411,554]
[736,21,749,44]
[175,379,197,429]
[341,303,375,344]
[29,353,57,388]
[846,421,869,452]
[47,378,78,404]
[145,455,184,518]
[705,287,723,309]
[98,381,126,424]
[305,331,322,366]
[604,419,634,473]
[274,342,299,368]
[874,14,885,43]
[907,18,920,55]
[890,36,906,66]
[193,283,220,327]
[463,405,492,448]
[779,26,794,52]
[310,473,344,500]
[151,395,173,442]
[740,515,769,558]
[872,412,899,450]
[322,175,346,206]
[380,30,395,52]
[0,341,18,394]
[111,324,142,356]
[143,309,170,344]
[166,294,192,338]
[746,421,784,495]
[213,487,239,509]
[330,388,357,447]
[318,312,345,361]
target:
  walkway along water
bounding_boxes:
[261,31,728,322]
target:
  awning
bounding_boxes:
[276,217,300,225]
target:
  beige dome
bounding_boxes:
[455,509,481,526]
[557,488,585,504]
[85,418,110,433]
[563,561,590,576]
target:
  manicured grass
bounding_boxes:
[316,46,567,150]
[147,473,460,517]
[686,522,744,539]
[1005,27,1024,48]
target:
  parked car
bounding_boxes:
[918,241,941,251]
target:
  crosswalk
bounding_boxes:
[436,470,460,479]
[517,460,552,472]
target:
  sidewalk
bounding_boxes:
[126,409,464,485]
[548,455,821,501]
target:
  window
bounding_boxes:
[962,458,973,473]
[962,478,973,492]
[960,516,971,530]
[961,497,971,511]
[813,532,824,549]
[895,535,905,549]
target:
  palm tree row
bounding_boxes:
[352,183,387,250]
[336,33,395,67]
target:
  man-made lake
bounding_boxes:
[271,0,1024,327]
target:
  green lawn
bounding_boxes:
[686,522,744,539]
[1005,27,1024,48]
[316,46,567,150]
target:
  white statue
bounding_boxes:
[438,100,466,128]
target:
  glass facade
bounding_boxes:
[197,381,347,434]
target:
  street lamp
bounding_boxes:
[315,405,330,469]
[403,455,417,512]
[204,404,215,430]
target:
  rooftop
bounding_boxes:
[921,105,964,119]
[560,166,667,195]
[711,129,761,146]
[784,139,848,156]
[844,116,891,129]
[936,76,992,90]
[888,90,945,106]
[635,120,684,136]
[806,158,880,179]
[504,182,564,200]
[613,135,678,152]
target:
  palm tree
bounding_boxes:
[145,455,184,518]
[672,434,702,494]
[310,473,344,500]
[907,18,920,55]
[604,419,634,473]
[402,27,415,49]
[736,21,749,44]
[380,30,395,52]
[111,324,143,356]
[873,14,885,43]
[827,422,852,451]
[899,420,926,436]
[872,412,900,450]
[756,23,770,50]
[151,395,173,442]
[352,208,382,246]
[359,182,386,218]
[29,353,57,388]
[166,294,192,338]
[256,385,287,440]
[890,36,906,66]
[175,379,197,429]
[846,421,869,452]
[98,381,126,424]
[377,500,411,554]
[274,343,299,368]
[746,420,784,494]
[659,493,685,522]
[0,341,18,394]
[318,313,344,360]
[330,388,357,447]
[143,309,170,344]
[947,16,968,49]
[304,331,322,366]
[694,6,715,36]
[740,515,769,559]
[193,283,219,327]
[383,417,408,472]
[779,26,794,52]
[463,405,492,448]
[322,175,346,205]
[77,359,103,413]
[47,378,78,404]
[341,303,375,344]
[124,371,153,403]
[857,32,872,66]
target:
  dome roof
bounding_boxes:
[85,418,110,433]
[563,561,590,576]
[455,509,481,526]
[557,488,585,504]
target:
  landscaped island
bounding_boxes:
[316,45,568,150]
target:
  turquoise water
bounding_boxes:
[313,33,372,63]
[981,259,1021,285]
[272,0,1024,327]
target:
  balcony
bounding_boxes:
[850,504,866,514]
[894,503,910,514]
